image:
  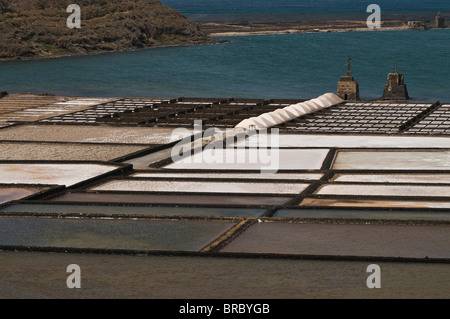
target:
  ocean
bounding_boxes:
[1,29,449,102]
[160,0,450,15]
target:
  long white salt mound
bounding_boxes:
[234,93,343,130]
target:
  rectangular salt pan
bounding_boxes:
[274,208,450,221]
[0,125,193,145]
[333,174,450,184]
[1,252,450,299]
[333,151,450,170]
[220,222,450,259]
[166,149,329,170]
[0,204,267,218]
[0,143,146,161]
[0,163,120,187]
[0,217,235,252]
[234,134,450,149]
[48,192,292,206]
[0,187,49,204]
[90,180,309,195]
[132,172,323,180]
[316,184,450,197]
[299,198,450,209]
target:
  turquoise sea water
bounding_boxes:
[161,0,450,15]
[1,29,449,101]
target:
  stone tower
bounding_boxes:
[381,61,409,100]
[337,57,360,101]
[436,11,445,28]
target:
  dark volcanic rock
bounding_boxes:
[0,0,217,60]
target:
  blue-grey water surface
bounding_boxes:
[1,29,449,102]
[160,0,450,15]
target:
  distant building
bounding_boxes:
[405,20,429,30]
[436,12,446,28]
[381,61,409,100]
[337,57,360,101]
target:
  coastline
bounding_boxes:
[206,24,410,37]
[196,12,449,36]
[0,41,224,63]
[1,11,447,62]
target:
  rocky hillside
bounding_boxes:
[0,0,217,60]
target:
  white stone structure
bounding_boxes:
[234,93,343,130]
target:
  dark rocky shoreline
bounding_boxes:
[0,0,217,61]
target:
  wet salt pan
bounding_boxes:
[0,204,267,218]
[48,192,292,206]
[0,217,236,252]
[221,222,450,259]
[275,208,450,221]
